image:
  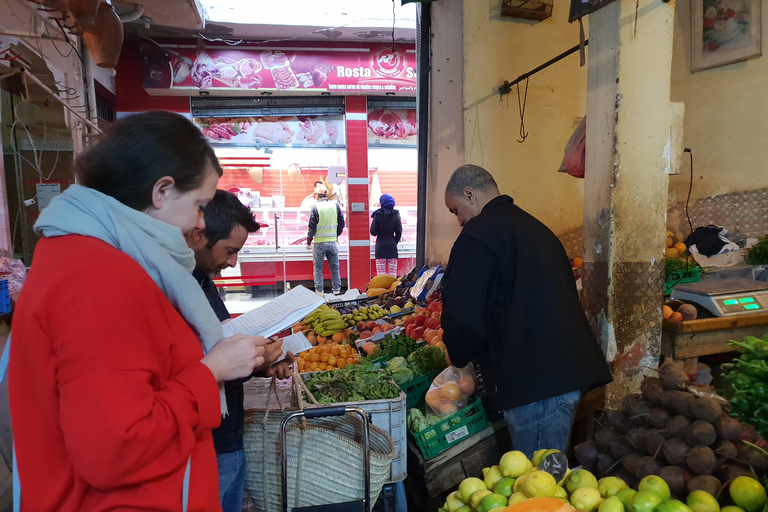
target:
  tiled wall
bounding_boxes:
[555,187,768,257]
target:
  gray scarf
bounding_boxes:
[35,184,228,415]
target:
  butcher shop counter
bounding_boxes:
[236,244,417,285]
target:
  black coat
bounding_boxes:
[194,268,246,454]
[441,195,612,411]
[370,209,402,259]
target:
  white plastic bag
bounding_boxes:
[424,364,477,418]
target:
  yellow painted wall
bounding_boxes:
[669,0,768,203]
[427,0,589,264]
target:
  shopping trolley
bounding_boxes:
[280,406,372,512]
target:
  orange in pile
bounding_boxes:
[296,342,359,373]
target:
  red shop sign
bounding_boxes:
[140,41,417,95]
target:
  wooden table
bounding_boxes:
[404,419,512,509]
[661,313,768,362]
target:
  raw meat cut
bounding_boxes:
[367,109,418,140]
[192,52,217,89]
[252,121,294,144]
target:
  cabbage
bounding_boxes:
[391,367,414,385]
[386,357,408,370]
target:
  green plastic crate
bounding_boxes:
[411,397,490,460]
[399,369,442,409]
[664,267,700,296]
[367,355,394,368]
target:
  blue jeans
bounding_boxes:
[503,390,583,459]
[216,449,246,512]
[313,241,341,293]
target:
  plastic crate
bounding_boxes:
[304,387,407,483]
[411,396,490,460]
[664,267,701,296]
[399,369,442,409]
[0,279,9,315]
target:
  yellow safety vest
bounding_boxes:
[315,200,338,243]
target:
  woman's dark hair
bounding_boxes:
[76,111,223,210]
[204,190,260,248]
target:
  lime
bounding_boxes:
[687,491,720,512]
[616,489,638,508]
[479,493,510,512]
[458,478,487,504]
[721,507,745,512]
[628,491,664,512]
[508,492,528,505]
[445,491,464,512]
[456,507,471,512]
[514,472,531,494]
[524,471,558,498]
[572,487,604,512]
[495,477,515,498]
[639,475,672,502]
[567,470,600,494]
[554,486,569,500]
[483,466,504,492]
[599,477,630,498]
[500,451,533,478]
[470,489,493,510]
[657,500,694,512]
[600,496,626,512]
[532,449,549,467]
[730,476,767,512]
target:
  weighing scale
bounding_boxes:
[671,278,768,317]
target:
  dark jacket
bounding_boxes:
[193,268,246,454]
[441,195,612,411]
[307,199,345,244]
[370,209,403,259]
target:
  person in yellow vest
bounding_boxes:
[306,185,345,295]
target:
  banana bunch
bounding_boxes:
[303,305,346,337]
[340,304,388,326]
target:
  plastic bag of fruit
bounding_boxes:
[424,364,477,418]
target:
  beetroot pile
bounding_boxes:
[574,360,768,500]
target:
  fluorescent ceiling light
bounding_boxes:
[200,0,416,29]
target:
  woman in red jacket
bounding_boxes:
[8,112,271,511]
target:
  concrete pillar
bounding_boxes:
[582,0,677,402]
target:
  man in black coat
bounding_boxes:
[187,190,294,512]
[441,164,612,457]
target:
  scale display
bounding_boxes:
[671,278,768,317]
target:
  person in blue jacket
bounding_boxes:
[370,194,403,276]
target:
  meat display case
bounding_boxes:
[237,205,417,285]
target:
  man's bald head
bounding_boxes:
[444,164,500,227]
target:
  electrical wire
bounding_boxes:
[668,149,695,294]
[391,0,397,52]
[516,78,529,143]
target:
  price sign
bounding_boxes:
[539,452,569,483]
[446,426,469,444]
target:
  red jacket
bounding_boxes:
[9,235,223,511]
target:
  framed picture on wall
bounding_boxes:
[691,0,762,72]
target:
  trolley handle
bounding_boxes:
[303,405,347,419]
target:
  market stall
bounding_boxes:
[235,266,508,511]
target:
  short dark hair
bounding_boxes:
[203,190,260,248]
[445,164,499,197]
[76,111,223,210]
[314,181,323,188]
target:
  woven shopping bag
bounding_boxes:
[243,373,396,512]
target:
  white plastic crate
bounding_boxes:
[305,389,407,483]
